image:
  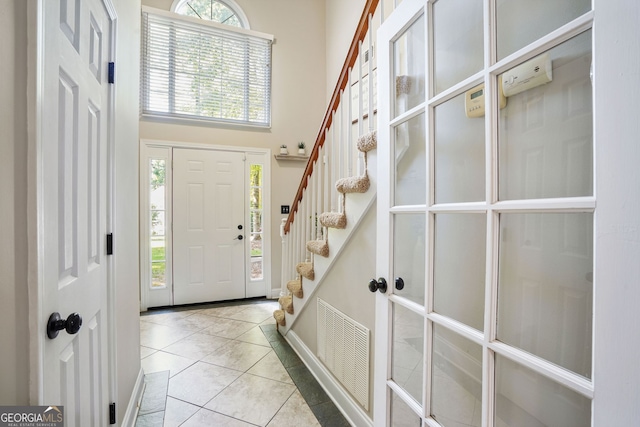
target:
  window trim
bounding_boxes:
[141,6,273,128]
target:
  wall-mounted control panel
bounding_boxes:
[281,205,290,214]
[501,52,553,97]
[465,78,507,118]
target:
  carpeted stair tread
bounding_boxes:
[279,295,294,314]
[357,130,377,152]
[273,309,286,326]
[336,174,370,194]
[287,279,303,298]
[296,262,315,280]
[320,211,346,229]
[306,239,329,257]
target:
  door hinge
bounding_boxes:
[109,402,116,424]
[106,233,113,255]
[108,62,115,84]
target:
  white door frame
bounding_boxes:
[139,139,272,311]
[26,0,119,406]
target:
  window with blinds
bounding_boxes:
[141,7,273,127]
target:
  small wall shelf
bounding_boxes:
[274,154,308,161]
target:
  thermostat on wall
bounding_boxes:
[465,78,507,118]
[501,52,553,97]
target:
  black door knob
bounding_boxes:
[47,312,83,339]
[368,278,387,293]
[237,235,243,240]
[238,225,243,230]
[395,277,405,290]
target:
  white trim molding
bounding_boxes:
[121,368,145,427]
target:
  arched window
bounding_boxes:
[141,3,272,127]
[171,0,249,29]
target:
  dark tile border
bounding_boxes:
[260,324,350,427]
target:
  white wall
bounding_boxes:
[325,0,366,102]
[293,207,377,417]
[140,0,327,297]
[0,0,30,405]
[112,0,143,422]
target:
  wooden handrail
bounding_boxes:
[284,0,379,234]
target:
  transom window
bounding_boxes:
[172,0,247,28]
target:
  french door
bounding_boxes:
[374,0,595,425]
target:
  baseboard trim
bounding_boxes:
[271,287,282,299]
[121,368,145,427]
[285,330,373,427]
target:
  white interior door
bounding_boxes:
[374,0,595,426]
[40,0,113,424]
[173,148,246,304]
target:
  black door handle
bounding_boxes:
[235,235,243,240]
[47,312,83,339]
[368,278,387,293]
[395,277,405,290]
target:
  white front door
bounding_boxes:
[173,148,246,304]
[374,0,595,425]
[40,0,113,423]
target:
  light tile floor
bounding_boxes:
[136,299,347,427]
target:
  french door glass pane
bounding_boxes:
[495,355,592,426]
[496,0,591,61]
[434,92,485,203]
[391,389,421,426]
[498,30,593,201]
[392,303,424,404]
[394,214,426,305]
[433,0,484,94]
[497,213,593,378]
[393,14,425,118]
[431,324,482,427]
[433,213,486,331]
[395,113,426,206]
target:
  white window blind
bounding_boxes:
[141,7,272,127]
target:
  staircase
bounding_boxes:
[273,0,384,333]
[273,132,377,330]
